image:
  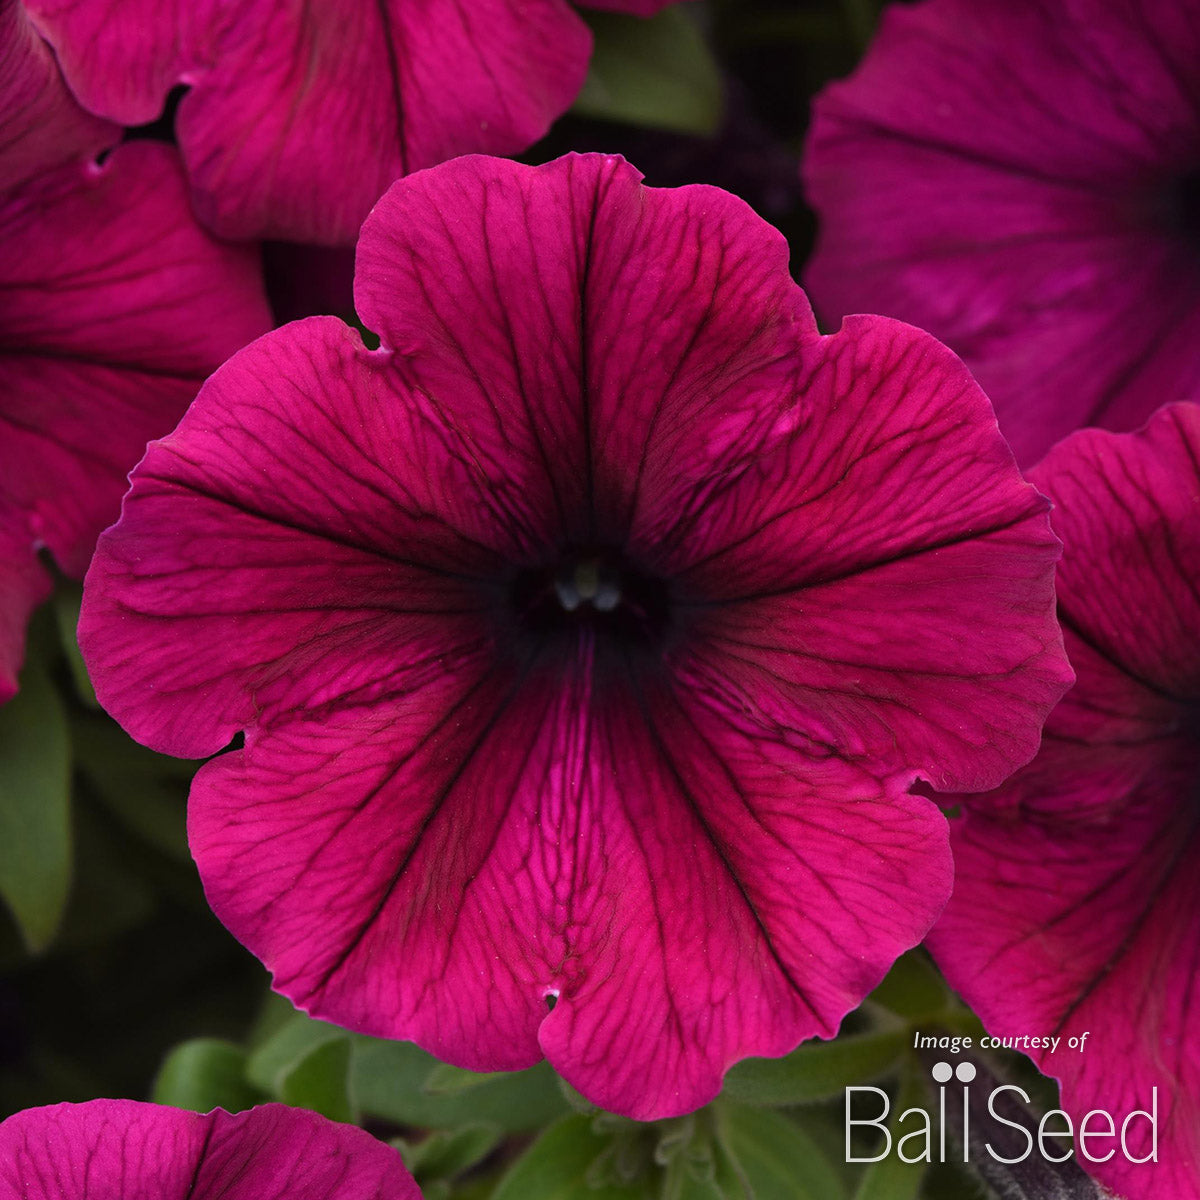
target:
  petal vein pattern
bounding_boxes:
[803,0,1200,465]
[22,0,596,242]
[928,405,1200,1200]
[0,1100,421,1199]
[80,153,1071,1118]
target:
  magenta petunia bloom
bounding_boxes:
[803,0,1200,467]
[0,1,272,701]
[24,0,674,245]
[79,153,1070,1119]
[928,404,1200,1200]
[0,0,114,189]
[0,1100,421,1198]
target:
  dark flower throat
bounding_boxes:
[508,550,672,648]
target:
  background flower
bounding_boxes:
[80,152,1069,1120]
[928,404,1200,1200]
[23,0,677,245]
[0,0,272,702]
[0,1100,421,1198]
[803,0,1200,466]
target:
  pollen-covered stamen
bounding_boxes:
[510,550,670,645]
[554,559,620,613]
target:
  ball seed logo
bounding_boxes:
[846,1060,1158,1167]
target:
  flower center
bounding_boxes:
[1172,170,1200,240]
[509,550,671,647]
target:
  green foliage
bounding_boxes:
[491,1114,656,1200]
[245,1012,347,1092]
[723,1029,910,1107]
[73,710,194,861]
[279,1035,357,1123]
[574,9,723,135]
[0,640,71,951]
[400,1123,504,1188]
[353,1036,569,1133]
[850,1071,929,1200]
[867,952,953,1023]
[52,585,97,709]
[152,1038,263,1113]
[718,1102,848,1199]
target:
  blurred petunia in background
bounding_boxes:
[0,0,271,702]
[804,0,1200,466]
[22,0,678,243]
[929,403,1200,1200]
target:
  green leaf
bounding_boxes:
[73,712,194,860]
[851,1071,928,1200]
[152,1038,263,1113]
[573,9,723,135]
[245,1011,348,1093]
[491,1114,654,1200]
[279,1035,356,1123]
[722,1028,909,1106]
[403,1123,502,1181]
[423,1063,507,1096]
[352,1038,568,1133]
[718,1103,849,1200]
[52,585,97,708]
[0,647,71,951]
[867,951,951,1023]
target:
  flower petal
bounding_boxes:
[80,316,509,758]
[355,153,817,549]
[26,0,593,242]
[0,1100,420,1199]
[190,645,950,1119]
[928,405,1200,1200]
[1,141,270,573]
[803,0,1200,465]
[0,0,115,191]
[82,152,1070,1119]
[661,315,1071,792]
[0,140,268,700]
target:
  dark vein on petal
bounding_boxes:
[182,1118,217,1200]
[1052,809,1200,1036]
[374,0,408,172]
[629,668,822,1022]
[307,655,538,995]
[678,508,1040,605]
[1058,610,1187,703]
[136,470,484,582]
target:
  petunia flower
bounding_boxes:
[79,153,1071,1119]
[0,0,272,702]
[24,0,676,245]
[0,0,113,189]
[803,0,1200,467]
[928,404,1200,1200]
[0,1100,421,1198]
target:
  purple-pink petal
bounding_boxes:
[81,153,1069,1118]
[0,139,270,695]
[24,0,597,243]
[803,0,1200,466]
[0,1100,420,1199]
[928,404,1200,1200]
[0,0,115,191]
